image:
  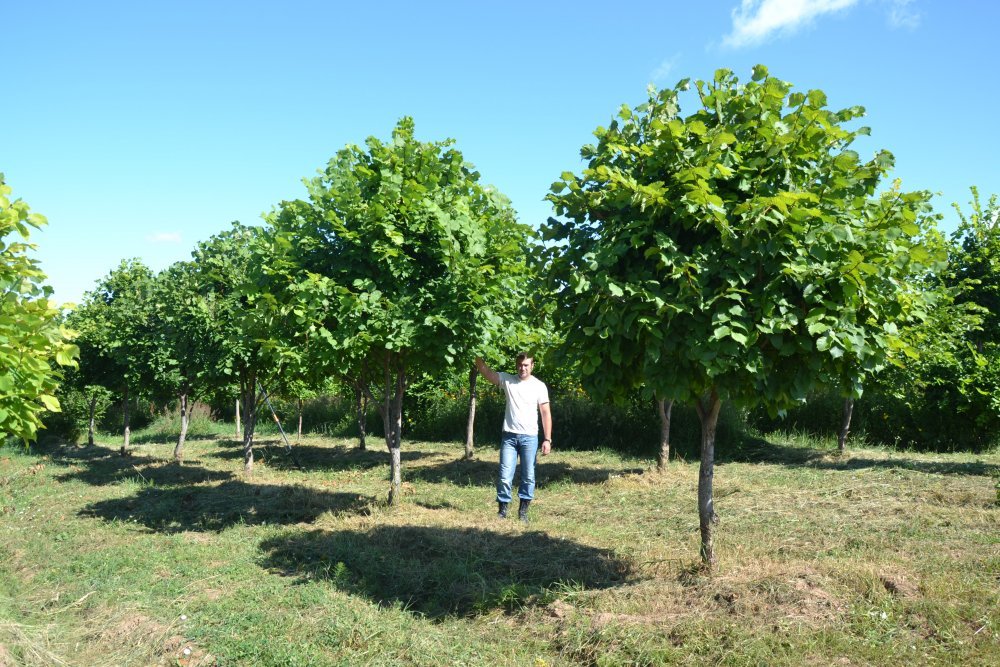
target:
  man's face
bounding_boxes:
[517,357,534,379]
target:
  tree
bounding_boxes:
[73,259,157,454]
[151,261,219,461]
[542,67,940,567]
[193,223,294,474]
[272,117,532,504]
[0,174,78,441]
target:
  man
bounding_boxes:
[475,353,552,522]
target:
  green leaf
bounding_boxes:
[807,322,830,335]
[39,394,61,412]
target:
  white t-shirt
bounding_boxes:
[498,372,549,436]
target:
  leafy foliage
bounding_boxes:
[273,117,531,375]
[0,174,78,442]
[950,187,1000,346]
[542,66,942,412]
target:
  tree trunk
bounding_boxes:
[838,397,855,454]
[354,386,367,450]
[297,398,304,443]
[382,358,393,452]
[120,385,131,456]
[87,393,97,446]
[235,397,241,441]
[241,374,257,475]
[386,357,406,506]
[695,389,722,569]
[464,365,478,460]
[174,391,189,462]
[657,397,673,471]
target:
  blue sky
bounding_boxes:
[5,0,998,305]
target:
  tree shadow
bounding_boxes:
[45,442,233,487]
[258,525,635,618]
[406,456,642,487]
[127,432,229,446]
[80,481,374,533]
[205,442,425,472]
[810,455,998,477]
[720,434,998,477]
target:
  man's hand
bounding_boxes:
[540,439,551,456]
[474,356,500,386]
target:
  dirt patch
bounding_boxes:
[684,564,845,627]
[202,588,224,600]
[544,599,681,630]
[183,531,214,545]
[0,643,12,667]
[88,611,211,665]
[880,573,919,599]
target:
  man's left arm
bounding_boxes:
[539,402,552,456]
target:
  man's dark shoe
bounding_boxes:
[518,499,531,523]
[497,501,510,519]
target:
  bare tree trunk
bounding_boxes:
[174,391,189,461]
[656,396,673,471]
[87,393,97,446]
[386,358,405,506]
[694,389,722,569]
[297,398,304,443]
[354,386,367,450]
[235,397,241,441]
[241,374,257,475]
[382,358,394,452]
[120,385,131,456]
[838,397,854,454]
[465,365,478,460]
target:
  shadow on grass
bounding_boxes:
[80,481,374,533]
[46,443,234,487]
[259,525,634,618]
[127,431,232,446]
[405,457,642,488]
[719,434,998,477]
[206,442,425,472]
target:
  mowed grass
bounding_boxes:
[0,428,997,666]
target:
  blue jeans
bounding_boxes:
[497,431,538,503]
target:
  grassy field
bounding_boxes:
[0,429,997,666]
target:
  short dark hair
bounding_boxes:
[515,352,534,364]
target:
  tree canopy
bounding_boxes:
[543,66,940,411]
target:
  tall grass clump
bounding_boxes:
[132,401,231,443]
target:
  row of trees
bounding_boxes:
[61,119,540,509]
[10,66,998,568]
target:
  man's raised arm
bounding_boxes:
[475,356,500,386]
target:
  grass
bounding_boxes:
[0,427,997,666]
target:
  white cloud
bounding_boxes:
[723,0,860,48]
[146,232,182,243]
[886,0,920,29]
[651,54,681,84]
